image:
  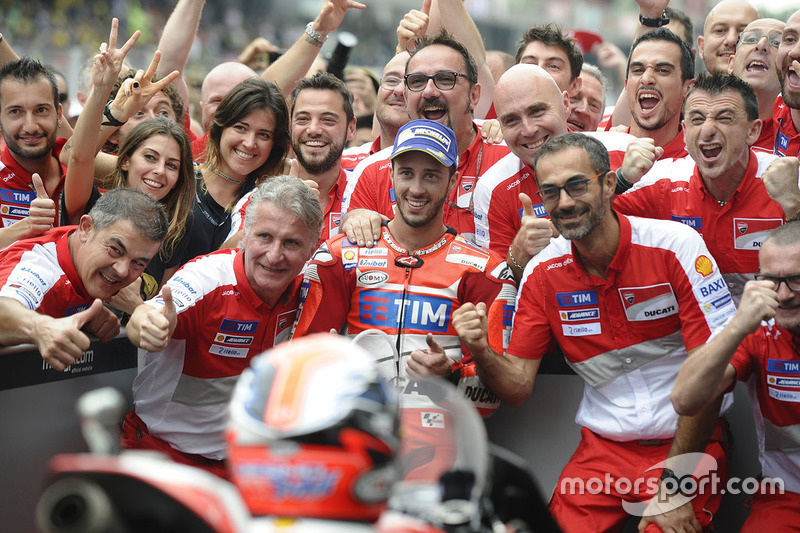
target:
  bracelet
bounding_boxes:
[639,11,670,28]
[615,167,633,194]
[304,22,328,47]
[508,246,524,271]
[101,101,126,128]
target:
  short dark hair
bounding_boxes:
[206,77,291,191]
[665,7,695,46]
[685,73,759,122]
[533,133,611,178]
[627,27,695,82]
[291,72,355,125]
[0,57,59,107]
[88,187,169,244]
[515,23,584,81]
[407,29,479,87]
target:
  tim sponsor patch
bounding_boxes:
[733,218,782,250]
[618,283,678,321]
[556,290,598,308]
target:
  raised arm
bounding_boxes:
[156,0,205,116]
[261,0,365,96]
[63,19,140,224]
[671,280,777,416]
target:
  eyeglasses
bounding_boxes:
[380,75,403,90]
[58,93,68,103]
[536,173,604,205]
[404,71,471,92]
[738,30,782,49]
[754,273,800,292]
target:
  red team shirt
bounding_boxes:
[509,214,736,440]
[773,95,800,158]
[0,138,67,228]
[132,249,301,459]
[342,124,511,239]
[0,226,91,318]
[614,151,791,299]
[731,324,800,495]
[341,137,382,171]
[472,131,632,256]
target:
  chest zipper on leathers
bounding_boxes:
[395,265,412,379]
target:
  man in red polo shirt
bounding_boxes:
[0,58,64,245]
[773,9,800,158]
[615,73,800,301]
[454,132,737,532]
[341,30,511,246]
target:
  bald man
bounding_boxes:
[698,0,760,74]
[472,64,635,280]
[728,18,785,150]
[200,62,257,132]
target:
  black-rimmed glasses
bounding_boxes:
[536,173,604,205]
[754,273,800,292]
[404,71,470,92]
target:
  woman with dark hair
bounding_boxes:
[176,76,291,262]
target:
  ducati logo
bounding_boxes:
[624,292,635,304]
[737,222,748,234]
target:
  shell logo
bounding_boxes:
[344,250,356,260]
[769,376,776,384]
[1,206,7,214]
[560,311,567,319]
[216,334,224,341]
[695,255,713,277]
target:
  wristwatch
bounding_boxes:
[659,468,682,496]
[639,11,670,28]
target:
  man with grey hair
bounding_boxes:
[0,187,168,371]
[567,64,607,132]
[124,176,322,477]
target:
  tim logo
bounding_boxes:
[556,290,598,308]
[670,215,702,230]
[358,290,452,332]
[519,204,548,218]
[219,319,259,333]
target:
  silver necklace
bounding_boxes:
[210,166,245,185]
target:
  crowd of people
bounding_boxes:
[2,0,800,530]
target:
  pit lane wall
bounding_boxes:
[0,340,760,532]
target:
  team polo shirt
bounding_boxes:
[730,324,800,494]
[753,116,776,153]
[133,249,301,459]
[190,131,208,161]
[614,151,790,299]
[227,168,349,247]
[627,126,688,159]
[0,225,91,317]
[342,123,511,240]
[472,131,633,256]
[509,214,736,441]
[291,226,516,416]
[341,137,382,171]
[0,138,67,227]
[773,95,800,158]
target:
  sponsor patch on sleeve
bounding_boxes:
[694,255,714,277]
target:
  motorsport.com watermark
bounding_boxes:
[559,453,784,516]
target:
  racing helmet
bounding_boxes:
[226,333,400,521]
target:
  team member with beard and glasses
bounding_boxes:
[624,28,695,160]
[728,18,785,151]
[341,30,510,246]
[291,119,515,419]
[773,9,800,158]
[225,72,355,248]
[0,58,64,246]
[453,132,738,533]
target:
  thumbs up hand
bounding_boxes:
[25,173,56,238]
[34,299,112,371]
[131,285,177,352]
[511,192,557,268]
